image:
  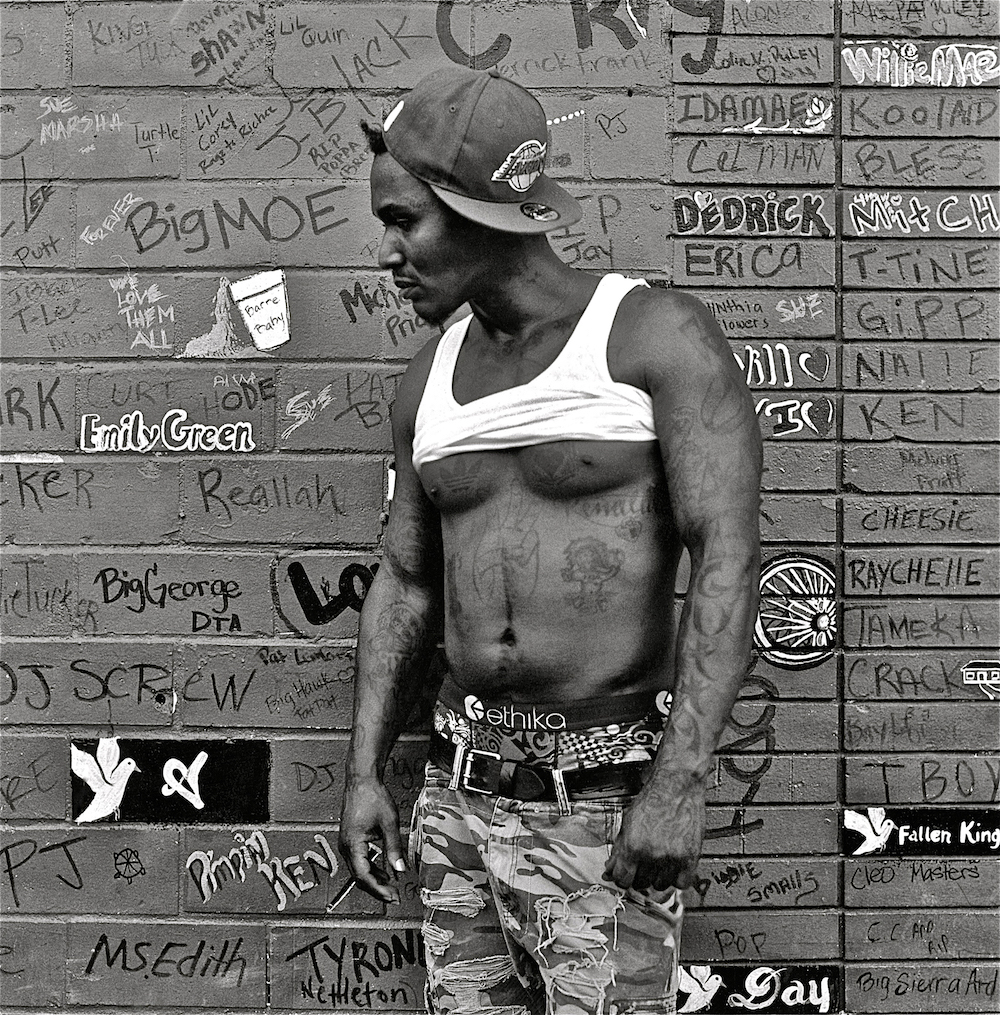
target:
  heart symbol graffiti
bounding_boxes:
[798,347,830,382]
[693,191,714,210]
[809,396,835,437]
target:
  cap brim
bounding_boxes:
[429,175,582,234]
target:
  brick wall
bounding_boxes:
[1,1,998,1012]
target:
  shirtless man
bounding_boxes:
[339,66,762,1015]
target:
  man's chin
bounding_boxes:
[408,295,461,328]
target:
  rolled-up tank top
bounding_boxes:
[412,273,656,471]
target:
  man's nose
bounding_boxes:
[377,231,404,269]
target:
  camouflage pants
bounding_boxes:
[410,761,683,1015]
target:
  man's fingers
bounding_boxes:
[673,863,698,890]
[348,843,396,903]
[603,849,636,891]
[381,820,406,875]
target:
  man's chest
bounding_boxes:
[419,440,664,514]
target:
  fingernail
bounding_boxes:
[393,858,406,872]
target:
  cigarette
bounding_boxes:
[326,843,385,912]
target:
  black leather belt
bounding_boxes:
[429,733,649,802]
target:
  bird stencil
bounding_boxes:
[71,737,140,823]
[679,965,724,1013]
[845,806,897,855]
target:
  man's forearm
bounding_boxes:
[654,540,760,783]
[348,570,442,783]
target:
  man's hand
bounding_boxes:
[603,772,706,894]
[338,777,406,903]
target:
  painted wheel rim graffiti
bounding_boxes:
[754,554,836,669]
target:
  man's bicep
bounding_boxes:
[381,383,442,589]
[649,303,762,543]
[665,391,761,542]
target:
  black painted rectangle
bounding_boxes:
[70,738,268,823]
[677,964,840,1013]
[845,807,1000,857]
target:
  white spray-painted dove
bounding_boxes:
[71,737,140,823]
[679,964,724,1013]
[844,806,896,855]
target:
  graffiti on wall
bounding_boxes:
[187,828,340,911]
[845,806,1000,857]
[678,964,838,1014]
[70,739,268,823]
[842,40,1000,88]
[962,659,1000,699]
[723,95,833,135]
[109,270,175,350]
[79,408,256,453]
[754,555,837,669]
[3,0,1000,1005]
[71,738,140,822]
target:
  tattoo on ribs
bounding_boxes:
[472,481,540,601]
[570,484,670,540]
[560,537,624,614]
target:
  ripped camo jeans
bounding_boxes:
[410,761,683,1015]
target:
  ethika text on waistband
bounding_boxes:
[464,694,567,731]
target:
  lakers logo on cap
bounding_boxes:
[492,139,546,192]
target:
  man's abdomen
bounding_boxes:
[429,441,682,702]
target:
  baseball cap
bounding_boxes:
[381,65,582,235]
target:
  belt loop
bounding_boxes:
[551,768,571,815]
[448,737,468,792]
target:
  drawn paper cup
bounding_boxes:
[230,269,290,350]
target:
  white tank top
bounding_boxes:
[411,273,656,471]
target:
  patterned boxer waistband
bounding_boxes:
[432,675,671,769]
[436,674,671,730]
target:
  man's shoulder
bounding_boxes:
[616,284,729,380]
[628,284,718,333]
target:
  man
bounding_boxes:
[339,65,762,1015]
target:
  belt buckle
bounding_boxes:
[461,748,502,794]
[551,766,572,812]
[447,737,468,792]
